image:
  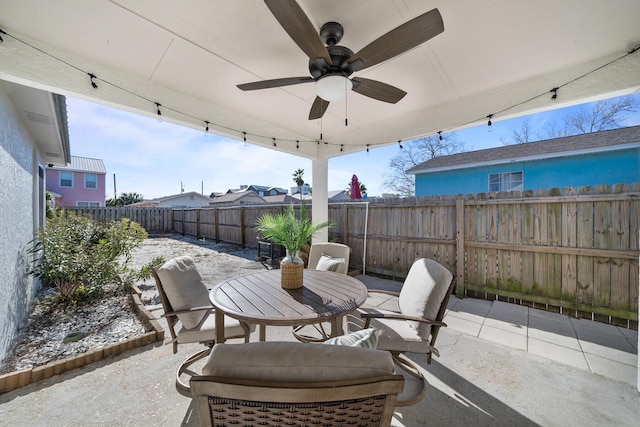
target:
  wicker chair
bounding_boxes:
[292,242,352,342]
[152,256,255,394]
[190,342,404,427]
[345,258,454,403]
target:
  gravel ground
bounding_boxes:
[0,234,266,374]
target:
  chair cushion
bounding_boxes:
[398,258,453,340]
[308,243,350,274]
[203,342,394,382]
[315,254,346,274]
[324,328,379,348]
[176,312,246,344]
[156,256,210,329]
[346,310,431,355]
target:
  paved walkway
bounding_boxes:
[0,274,638,426]
[359,274,639,388]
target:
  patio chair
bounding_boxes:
[190,341,404,427]
[152,256,255,393]
[345,258,454,389]
[292,242,351,342]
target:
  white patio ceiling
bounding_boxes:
[0,0,639,160]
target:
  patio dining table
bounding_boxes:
[210,269,368,343]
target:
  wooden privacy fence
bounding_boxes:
[67,207,173,233]
[69,184,639,324]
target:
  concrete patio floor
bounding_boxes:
[0,274,638,426]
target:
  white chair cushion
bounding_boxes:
[308,243,350,274]
[324,328,379,349]
[398,258,453,340]
[315,254,346,274]
[203,342,395,382]
[176,312,246,344]
[156,256,210,330]
[346,310,431,355]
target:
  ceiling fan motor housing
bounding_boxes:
[309,45,354,78]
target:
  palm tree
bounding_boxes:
[292,169,305,200]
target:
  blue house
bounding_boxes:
[408,126,640,197]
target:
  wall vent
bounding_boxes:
[24,110,52,125]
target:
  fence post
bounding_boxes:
[342,203,348,243]
[181,209,185,236]
[456,198,466,297]
[196,209,201,239]
[214,208,220,243]
[240,207,246,248]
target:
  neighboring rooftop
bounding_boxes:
[408,125,640,174]
[47,156,106,174]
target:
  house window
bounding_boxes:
[76,201,101,207]
[59,171,73,187]
[489,172,523,192]
[85,173,97,189]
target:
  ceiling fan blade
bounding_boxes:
[237,76,314,91]
[347,8,444,72]
[351,78,407,103]
[309,96,330,120]
[264,0,332,65]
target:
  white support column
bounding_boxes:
[311,157,329,243]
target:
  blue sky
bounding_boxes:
[66,93,639,200]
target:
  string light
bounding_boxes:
[272,138,276,147]
[2,27,637,154]
[340,144,343,152]
[398,140,403,149]
[204,121,209,132]
[296,140,299,149]
[88,73,98,89]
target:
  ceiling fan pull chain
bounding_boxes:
[345,82,348,127]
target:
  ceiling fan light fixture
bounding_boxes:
[315,75,352,101]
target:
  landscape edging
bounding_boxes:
[0,287,164,395]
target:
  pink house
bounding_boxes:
[46,156,107,207]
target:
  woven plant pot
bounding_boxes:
[280,260,304,289]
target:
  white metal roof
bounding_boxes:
[48,156,106,173]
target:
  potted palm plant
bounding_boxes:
[256,204,331,289]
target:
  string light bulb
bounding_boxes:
[398,140,403,149]
[242,132,247,142]
[155,102,162,116]
[204,121,209,132]
[487,114,493,126]
[272,138,276,147]
[340,144,343,152]
[366,144,370,153]
[550,87,558,100]
[438,131,443,141]
[88,73,98,89]
[296,140,299,149]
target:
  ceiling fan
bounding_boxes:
[237,0,444,120]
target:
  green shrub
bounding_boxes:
[28,210,147,303]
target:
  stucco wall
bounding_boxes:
[415,148,640,196]
[0,88,39,363]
